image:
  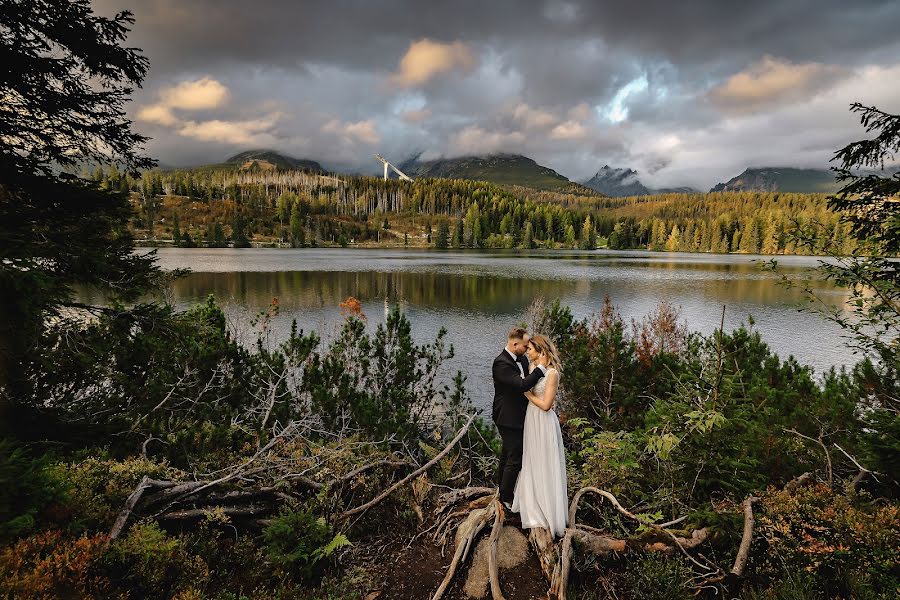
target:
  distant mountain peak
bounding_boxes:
[224,149,324,172]
[400,152,595,193]
[710,167,840,193]
[582,165,695,197]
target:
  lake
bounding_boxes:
[104,248,855,412]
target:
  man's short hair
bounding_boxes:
[508,326,528,341]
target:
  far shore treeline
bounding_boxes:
[94,164,857,254]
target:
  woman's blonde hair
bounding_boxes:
[529,334,562,373]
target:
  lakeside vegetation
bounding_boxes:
[2,2,898,598]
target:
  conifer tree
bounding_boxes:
[0,0,159,416]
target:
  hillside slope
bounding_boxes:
[401,153,595,193]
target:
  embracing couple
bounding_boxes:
[492,327,568,538]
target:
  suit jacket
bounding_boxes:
[492,350,544,429]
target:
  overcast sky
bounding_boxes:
[94,0,900,188]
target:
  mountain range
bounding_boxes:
[174,149,856,195]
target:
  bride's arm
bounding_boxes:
[526,369,558,411]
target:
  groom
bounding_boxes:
[492,327,546,508]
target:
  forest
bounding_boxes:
[2,2,899,599]
[107,164,856,255]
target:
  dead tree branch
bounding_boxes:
[342,414,476,518]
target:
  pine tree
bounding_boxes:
[580,216,595,250]
[290,202,305,248]
[232,212,251,248]
[523,221,534,249]
[739,218,759,254]
[435,221,450,249]
[0,0,158,413]
[452,219,463,248]
[172,213,182,247]
[564,224,577,248]
[212,222,227,248]
[761,217,779,254]
[665,225,680,252]
[730,228,742,253]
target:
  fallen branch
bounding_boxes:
[109,476,152,541]
[568,486,641,525]
[108,478,189,540]
[564,487,720,590]
[287,459,410,491]
[528,528,558,584]
[152,423,298,517]
[699,495,760,588]
[159,505,270,520]
[343,414,476,518]
[555,530,574,600]
[731,496,759,577]
[785,428,832,485]
[834,443,881,483]
[437,486,494,507]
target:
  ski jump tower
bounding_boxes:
[375,154,413,181]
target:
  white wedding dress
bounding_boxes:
[511,368,568,538]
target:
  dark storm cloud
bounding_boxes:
[94,0,900,187]
[97,0,900,75]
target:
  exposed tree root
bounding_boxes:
[431,495,497,600]
[528,527,558,584]
[429,485,717,599]
[487,499,506,600]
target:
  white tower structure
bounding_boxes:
[375,154,413,181]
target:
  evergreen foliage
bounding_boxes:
[0,0,159,427]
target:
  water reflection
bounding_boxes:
[79,248,855,411]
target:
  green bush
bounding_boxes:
[103,522,209,596]
[621,554,693,600]
[305,305,454,441]
[263,507,351,580]
[0,440,65,541]
[47,454,183,532]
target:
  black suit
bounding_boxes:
[492,350,545,503]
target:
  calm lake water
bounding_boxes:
[104,248,856,412]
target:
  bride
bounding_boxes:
[511,334,568,538]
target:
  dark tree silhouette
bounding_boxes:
[815,104,900,360]
[0,0,158,429]
[830,103,900,260]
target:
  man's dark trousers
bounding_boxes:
[496,425,524,504]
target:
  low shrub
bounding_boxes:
[263,506,351,580]
[0,529,111,598]
[752,484,900,598]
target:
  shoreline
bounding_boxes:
[134,240,837,258]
